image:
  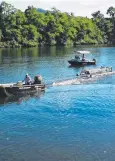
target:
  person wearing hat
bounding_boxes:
[23,74,32,85]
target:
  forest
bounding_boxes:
[0,1,115,47]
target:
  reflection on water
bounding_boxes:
[0,46,115,161]
[0,91,45,105]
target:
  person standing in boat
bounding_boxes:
[23,74,32,85]
[82,54,85,61]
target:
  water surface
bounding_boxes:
[0,46,115,161]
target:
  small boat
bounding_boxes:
[53,67,113,86]
[68,55,96,66]
[79,66,112,77]
[0,82,45,97]
[0,75,45,97]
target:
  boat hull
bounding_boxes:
[0,84,45,97]
[68,60,96,66]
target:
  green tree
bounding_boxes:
[107,7,115,44]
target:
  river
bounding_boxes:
[0,46,115,161]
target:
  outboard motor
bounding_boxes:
[34,75,43,84]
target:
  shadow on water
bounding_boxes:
[0,91,45,105]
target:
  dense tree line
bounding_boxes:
[0,1,115,47]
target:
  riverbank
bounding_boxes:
[0,41,109,48]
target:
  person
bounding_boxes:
[23,74,32,85]
[82,54,85,61]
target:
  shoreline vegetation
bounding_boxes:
[0,1,115,48]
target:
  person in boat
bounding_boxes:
[23,74,32,85]
[82,54,85,61]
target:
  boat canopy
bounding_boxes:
[77,51,90,54]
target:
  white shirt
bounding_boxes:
[24,75,32,84]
